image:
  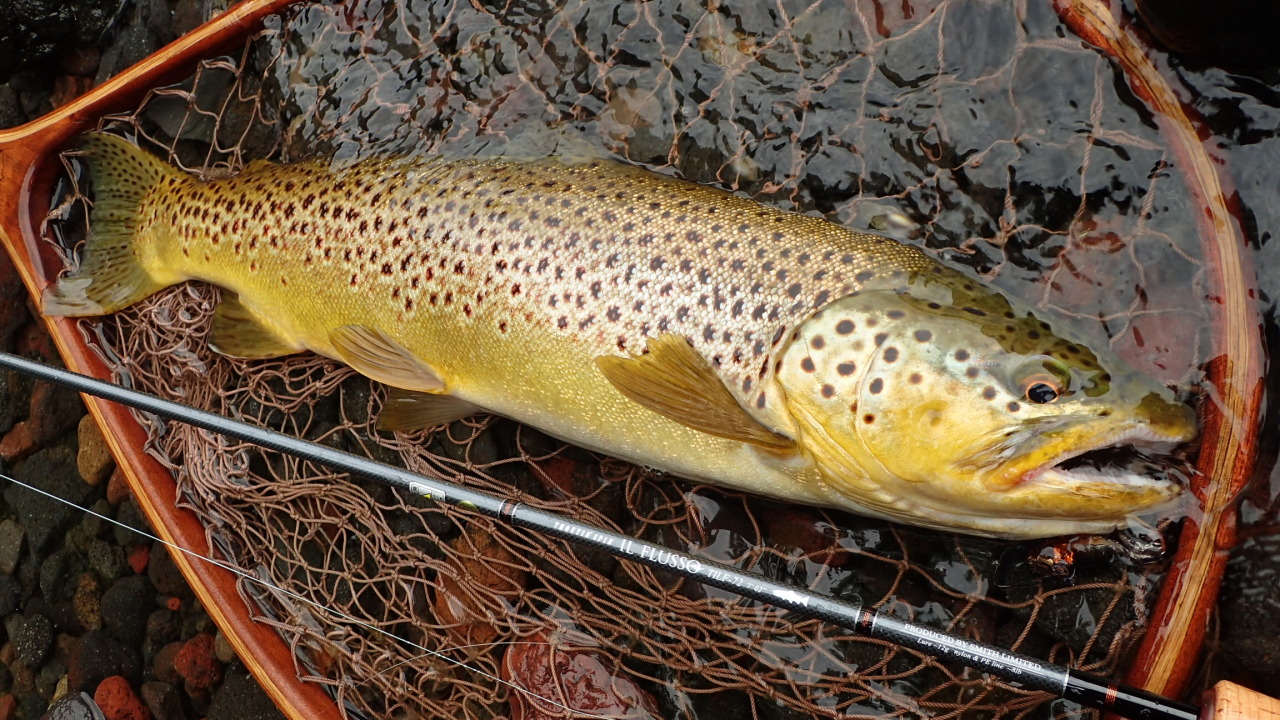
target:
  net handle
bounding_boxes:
[1202,681,1280,720]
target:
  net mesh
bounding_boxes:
[43,0,1210,717]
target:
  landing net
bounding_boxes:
[45,1,1208,717]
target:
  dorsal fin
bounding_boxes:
[329,325,445,393]
[595,334,794,450]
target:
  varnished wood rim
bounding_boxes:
[1054,0,1266,706]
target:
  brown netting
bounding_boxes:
[42,0,1211,718]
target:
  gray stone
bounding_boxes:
[39,691,108,720]
[40,549,84,604]
[6,446,95,557]
[141,681,185,720]
[13,613,53,668]
[85,540,125,583]
[111,499,152,547]
[205,666,285,720]
[0,573,19,616]
[100,575,153,646]
[0,518,26,574]
[35,660,66,700]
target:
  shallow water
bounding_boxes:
[34,0,1280,717]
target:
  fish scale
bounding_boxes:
[44,133,1197,538]
[163,154,933,428]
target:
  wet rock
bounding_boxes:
[77,417,114,487]
[172,634,221,700]
[211,632,234,665]
[5,446,95,556]
[93,676,150,720]
[0,384,85,463]
[126,547,148,577]
[14,614,53,668]
[41,550,85,604]
[151,643,182,688]
[1034,583,1135,657]
[41,691,109,720]
[141,611,178,662]
[105,471,130,508]
[502,632,661,720]
[145,547,188,600]
[1218,534,1280,683]
[35,660,65,700]
[433,525,529,648]
[86,542,126,583]
[73,574,103,632]
[0,575,19,617]
[139,682,183,720]
[0,520,25,575]
[53,633,76,668]
[80,500,113,542]
[0,83,21,128]
[205,666,282,720]
[110,502,150,548]
[0,0,118,81]
[99,577,153,646]
[19,693,46,720]
[68,632,138,694]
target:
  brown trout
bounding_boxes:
[44,133,1196,539]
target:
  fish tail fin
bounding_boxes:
[42,133,182,316]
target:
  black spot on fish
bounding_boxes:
[811,335,826,350]
[821,384,835,398]
[982,386,997,400]
[914,330,932,342]
[874,333,888,346]
[966,367,980,379]
[955,349,970,361]
[756,394,767,409]
[1007,401,1021,412]
[836,320,855,335]
[887,310,905,320]
[837,362,856,376]
[863,414,875,424]
[801,357,815,373]
[870,378,884,394]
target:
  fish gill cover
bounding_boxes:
[42,0,1220,717]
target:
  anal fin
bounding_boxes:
[378,387,480,432]
[330,324,445,393]
[595,334,795,451]
[209,292,301,359]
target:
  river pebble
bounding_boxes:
[13,614,53,668]
[77,417,114,487]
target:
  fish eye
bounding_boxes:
[1021,376,1062,404]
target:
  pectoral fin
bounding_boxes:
[595,334,795,450]
[209,292,301,359]
[329,325,445,393]
[378,387,480,431]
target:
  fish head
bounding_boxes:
[773,283,1197,537]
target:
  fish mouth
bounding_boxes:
[1019,425,1189,491]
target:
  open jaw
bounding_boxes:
[1021,425,1189,494]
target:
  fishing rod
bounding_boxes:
[0,350,1207,720]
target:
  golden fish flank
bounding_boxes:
[44,133,1198,539]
